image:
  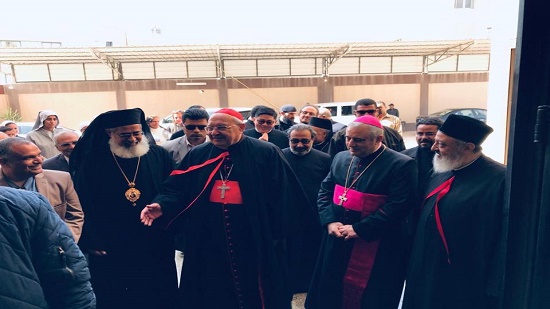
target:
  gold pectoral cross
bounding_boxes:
[218,182,230,199]
[338,193,348,206]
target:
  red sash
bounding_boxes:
[423,176,455,264]
[165,151,229,228]
[209,180,243,204]
[333,185,387,308]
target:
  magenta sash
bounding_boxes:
[333,184,387,308]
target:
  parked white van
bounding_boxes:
[316,102,356,125]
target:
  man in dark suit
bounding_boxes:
[43,130,79,172]
[0,138,84,241]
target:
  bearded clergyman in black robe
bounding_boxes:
[306,115,417,309]
[141,108,308,309]
[403,115,507,309]
[282,124,332,294]
[70,108,177,308]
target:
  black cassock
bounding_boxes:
[306,146,417,309]
[73,146,177,308]
[282,148,332,293]
[403,155,506,309]
[155,136,307,309]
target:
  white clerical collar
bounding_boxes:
[255,128,272,134]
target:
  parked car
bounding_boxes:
[417,108,487,123]
[162,107,253,124]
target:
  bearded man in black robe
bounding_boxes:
[141,108,307,309]
[306,115,417,309]
[403,115,507,309]
[70,108,177,308]
[282,124,332,294]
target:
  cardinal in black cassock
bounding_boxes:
[147,109,308,309]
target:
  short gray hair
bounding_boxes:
[54,130,80,146]
[287,124,317,139]
[0,138,34,159]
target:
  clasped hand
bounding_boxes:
[327,222,357,240]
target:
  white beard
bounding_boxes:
[432,152,464,173]
[109,138,150,158]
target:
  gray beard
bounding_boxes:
[109,138,150,158]
[290,146,312,156]
[432,153,463,173]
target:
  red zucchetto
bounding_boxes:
[214,108,244,121]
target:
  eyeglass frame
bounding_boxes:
[355,109,377,116]
[289,138,312,144]
[205,125,237,132]
[184,124,207,131]
[115,131,144,139]
[256,119,275,125]
[58,141,78,147]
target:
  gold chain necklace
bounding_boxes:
[338,146,386,206]
[111,152,141,206]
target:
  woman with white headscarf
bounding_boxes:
[26,110,66,159]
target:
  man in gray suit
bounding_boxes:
[0,138,84,241]
[43,130,80,172]
[162,108,210,165]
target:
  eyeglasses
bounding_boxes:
[290,138,311,144]
[256,120,275,125]
[205,125,235,132]
[184,125,207,130]
[59,141,78,147]
[355,110,377,115]
[117,131,144,139]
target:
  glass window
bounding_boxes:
[342,106,353,116]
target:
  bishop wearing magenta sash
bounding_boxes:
[306,115,417,309]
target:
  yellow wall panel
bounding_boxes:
[228,87,318,111]
[428,82,488,113]
[18,92,117,129]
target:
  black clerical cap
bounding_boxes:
[280,104,297,113]
[439,114,493,145]
[309,117,332,131]
[100,108,143,129]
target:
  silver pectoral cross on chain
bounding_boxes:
[338,193,348,206]
[218,182,230,199]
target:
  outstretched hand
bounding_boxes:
[140,203,163,226]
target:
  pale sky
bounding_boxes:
[0,0,505,47]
